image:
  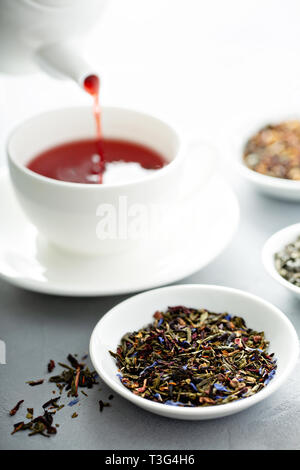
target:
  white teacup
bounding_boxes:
[7,106,218,255]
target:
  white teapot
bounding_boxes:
[0,0,107,87]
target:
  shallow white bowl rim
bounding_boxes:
[230,112,300,191]
[262,223,300,296]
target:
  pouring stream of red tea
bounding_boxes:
[83,74,104,183]
[27,74,167,184]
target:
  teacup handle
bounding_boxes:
[180,137,219,200]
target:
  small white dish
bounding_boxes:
[228,113,300,201]
[89,284,299,420]
[0,169,239,296]
[262,223,300,299]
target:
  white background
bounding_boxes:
[2,0,300,161]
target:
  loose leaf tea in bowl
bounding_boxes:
[109,306,277,407]
[275,235,300,287]
[243,120,300,180]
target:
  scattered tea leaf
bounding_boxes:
[26,408,34,420]
[99,400,111,412]
[9,400,24,416]
[47,359,55,373]
[26,379,44,386]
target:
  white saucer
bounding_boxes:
[0,169,239,296]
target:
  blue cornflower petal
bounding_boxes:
[214,383,230,393]
[264,369,276,385]
[154,393,162,401]
[165,400,185,406]
[190,382,198,392]
[68,398,79,406]
[139,361,158,377]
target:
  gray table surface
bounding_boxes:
[1,170,300,451]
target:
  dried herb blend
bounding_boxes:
[243,120,300,180]
[49,354,98,397]
[275,235,300,287]
[110,306,277,407]
[10,353,111,438]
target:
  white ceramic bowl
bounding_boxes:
[89,284,299,420]
[262,223,300,299]
[230,113,300,200]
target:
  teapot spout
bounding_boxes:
[35,42,97,89]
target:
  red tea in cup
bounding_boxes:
[27,138,167,184]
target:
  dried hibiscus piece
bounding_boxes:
[47,359,55,373]
[42,396,61,410]
[9,400,24,416]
